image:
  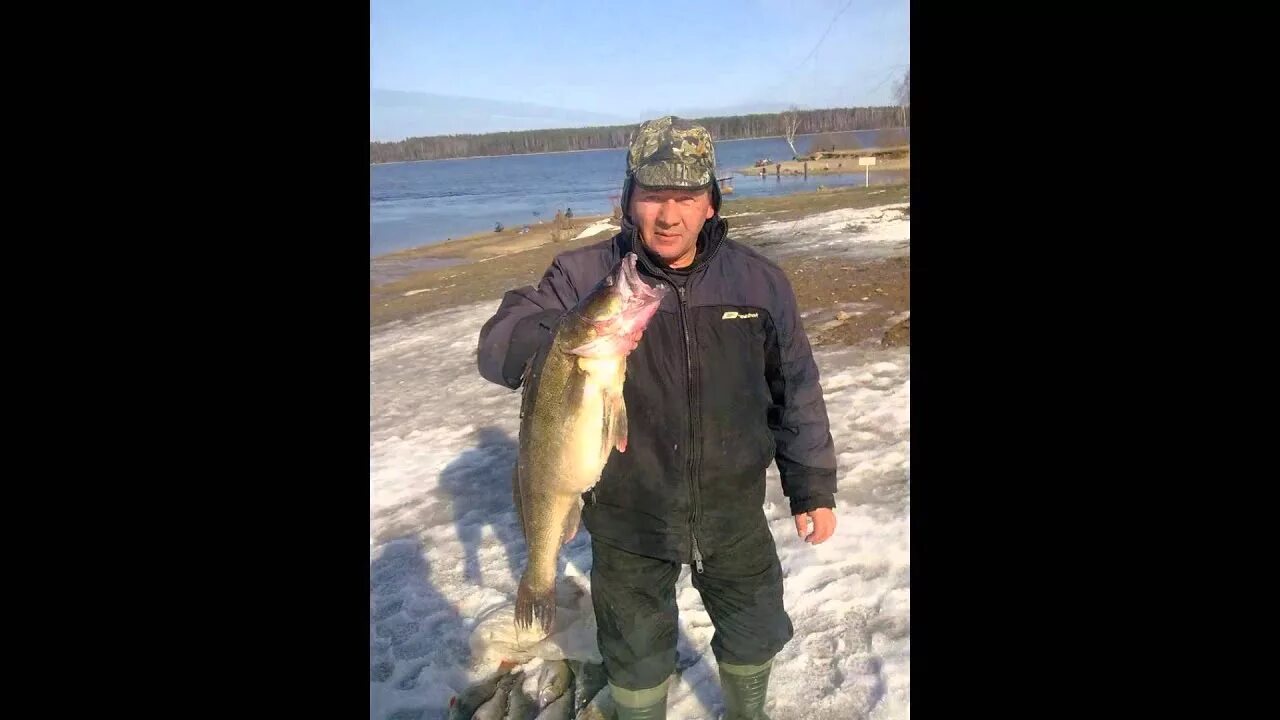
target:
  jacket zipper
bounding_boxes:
[627,226,728,575]
[677,284,704,574]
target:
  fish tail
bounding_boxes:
[514,576,556,633]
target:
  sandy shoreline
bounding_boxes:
[375,213,618,263]
[371,183,910,348]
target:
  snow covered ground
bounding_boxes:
[371,212,910,720]
[732,202,910,264]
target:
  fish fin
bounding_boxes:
[601,389,628,460]
[512,463,527,540]
[562,361,586,426]
[612,392,628,453]
[600,397,611,461]
[560,498,581,545]
[518,354,537,419]
[567,336,616,357]
[515,578,556,634]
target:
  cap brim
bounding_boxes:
[632,162,714,190]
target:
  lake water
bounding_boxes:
[369,129,909,258]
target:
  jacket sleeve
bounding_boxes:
[766,275,839,515]
[477,257,580,389]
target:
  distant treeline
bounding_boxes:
[370,106,910,164]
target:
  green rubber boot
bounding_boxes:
[610,676,670,720]
[718,659,773,720]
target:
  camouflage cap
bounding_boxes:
[626,116,717,190]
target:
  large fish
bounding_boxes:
[513,252,668,633]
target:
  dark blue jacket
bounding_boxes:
[477,214,837,564]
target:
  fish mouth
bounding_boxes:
[617,252,642,295]
[568,254,668,357]
[615,252,667,328]
[616,252,666,306]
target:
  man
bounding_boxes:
[477,116,837,720]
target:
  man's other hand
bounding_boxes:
[794,508,836,544]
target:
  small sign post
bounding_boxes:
[858,155,876,187]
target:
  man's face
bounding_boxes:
[629,185,715,269]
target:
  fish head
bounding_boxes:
[567,253,667,358]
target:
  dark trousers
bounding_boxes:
[590,528,794,691]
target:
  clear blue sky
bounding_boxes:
[370,0,909,119]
